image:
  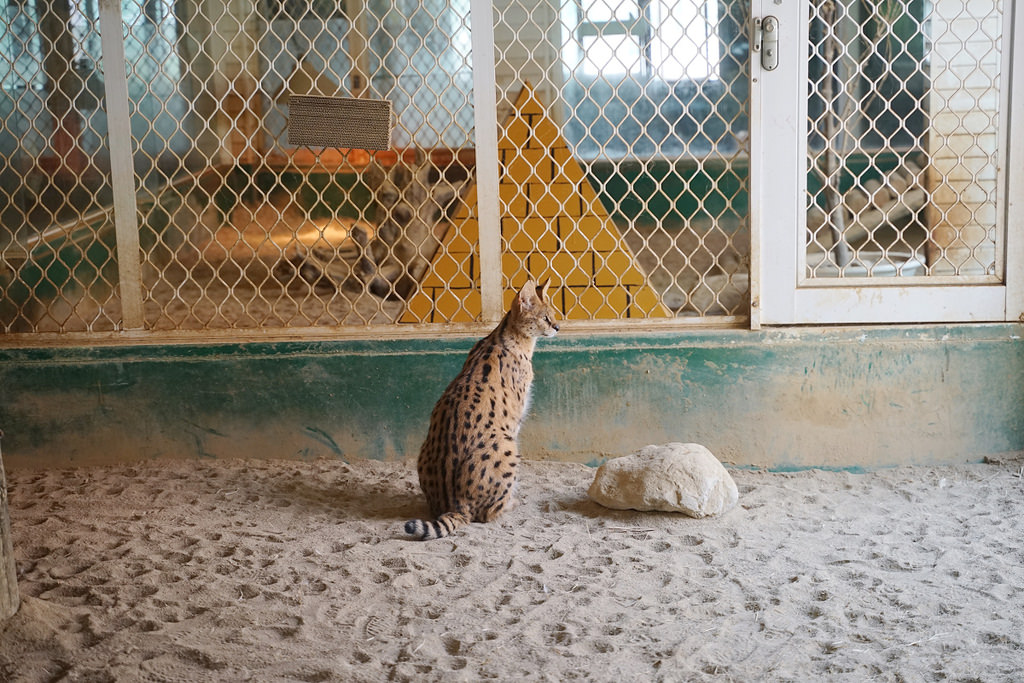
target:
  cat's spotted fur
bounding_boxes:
[405,280,559,540]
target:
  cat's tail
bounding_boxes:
[404,510,471,540]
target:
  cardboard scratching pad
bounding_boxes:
[403,82,667,323]
[287,95,393,151]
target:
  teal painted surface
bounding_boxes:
[1,325,1022,469]
[1,218,120,331]
[585,157,748,224]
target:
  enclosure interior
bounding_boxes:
[0,0,1009,335]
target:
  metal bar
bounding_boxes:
[346,0,371,98]
[754,0,807,325]
[14,207,115,256]
[20,164,222,256]
[748,3,764,330]
[469,0,503,322]
[1003,0,1024,319]
[798,274,1003,289]
[818,1,852,268]
[99,0,145,330]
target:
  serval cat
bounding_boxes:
[405,280,559,540]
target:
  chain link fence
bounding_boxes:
[0,0,1010,338]
[488,0,750,320]
[806,0,1002,280]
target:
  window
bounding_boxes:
[558,0,745,160]
[564,0,721,80]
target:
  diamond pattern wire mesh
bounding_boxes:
[806,0,1002,280]
[1,0,1008,338]
[492,0,751,318]
[131,0,477,330]
[0,0,119,333]
[2,0,752,336]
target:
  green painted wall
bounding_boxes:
[1,324,1021,470]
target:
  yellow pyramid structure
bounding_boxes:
[402,82,668,323]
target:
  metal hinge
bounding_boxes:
[752,16,780,71]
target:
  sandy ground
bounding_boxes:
[2,455,1023,682]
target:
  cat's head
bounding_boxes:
[512,279,560,338]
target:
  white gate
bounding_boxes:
[753,0,1023,325]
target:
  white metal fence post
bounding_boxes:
[99,0,145,330]
[469,0,503,322]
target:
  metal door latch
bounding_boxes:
[753,16,780,71]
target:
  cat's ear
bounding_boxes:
[536,278,550,301]
[517,280,538,309]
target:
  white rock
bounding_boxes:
[588,443,739,518]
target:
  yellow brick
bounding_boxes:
[548,158,580,188]
[557,286,581,319]
[515,265,550,291]
[444,226,477,254]
[605,289,634,318]
[500,118,530,150]
[556,157,588,186]
[559,223,589,253]
[536,252,591,288]
[516,85,545,115]
[432,288,479,323]
[556,286,596,319]
[500,219,519,250]
[502,286,518,311]
[461,289,483,321]
[498,179,522,195]
[523,252,560,285]
[452,186,477,221]
[504,218,557,252]
[629,285,669,317]
[510,145,550,168]
[502,251,531,286]
[533,183,576,217]
[522,216,558,244]
[420,251,475,288]
[418,269,443,287]
[456,216,480,242]
[532,188,568,218]
[587,219,623,252]
[595,230,624,253]
[593,250,645,286]
[448,199,475,225]
[500,192,529,218]
[577,185,608,213]
[559,215,618,253]
[549,145,574,166]
[502,153,548,186]
[401,287,438,323]
[506,82,566,155]
[529,114,561,150]
[499,179,527,200]
[594,230,624,255]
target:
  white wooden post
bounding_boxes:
[470,0,504,322]
[99,0,145,330]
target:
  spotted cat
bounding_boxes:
[405,280,560,540]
